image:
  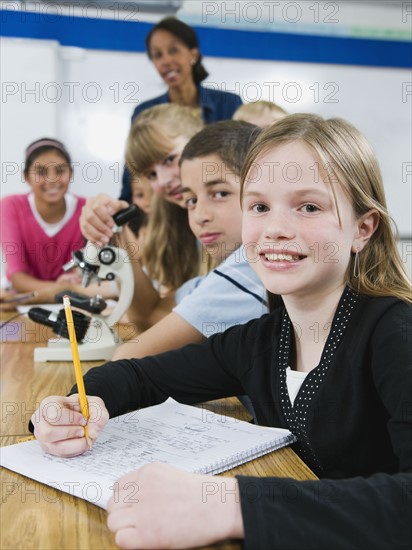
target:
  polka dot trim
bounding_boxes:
[277,287,359,473]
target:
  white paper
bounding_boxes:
[0,399,295,509]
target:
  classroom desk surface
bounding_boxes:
[1,314,317,550]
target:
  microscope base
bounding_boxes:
[34,318,120,362]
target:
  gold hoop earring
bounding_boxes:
[353,248,360,278]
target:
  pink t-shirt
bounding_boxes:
[1,193,86,281]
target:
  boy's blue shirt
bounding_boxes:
[174,246,268,336]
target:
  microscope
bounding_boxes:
[30,205,142,362]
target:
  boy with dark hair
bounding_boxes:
[80,120,267,360]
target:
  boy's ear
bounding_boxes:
[352,209,380,253]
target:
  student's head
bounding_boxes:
[233,101,287,128]
[240,113,411,303]
[179,120,261,262]
[131,175,153,215]
[145,17,209,88]
[23,138,72,205]
[126,104,203,206]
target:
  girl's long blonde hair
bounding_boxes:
[240,113,411,304]
[126,104,203,289]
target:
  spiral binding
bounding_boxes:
[194,433,296,475]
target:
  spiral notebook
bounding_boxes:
[0,398,295,509]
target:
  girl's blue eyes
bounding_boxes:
[301,204,319,213]
[248,203,320,213]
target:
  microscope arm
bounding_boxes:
[82,242,134,327]
[103,248,134,327]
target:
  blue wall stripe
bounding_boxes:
[1,10,411,68]
[196,26,411,68]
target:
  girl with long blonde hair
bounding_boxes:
[125,103,206,291]
[62,113,411,548]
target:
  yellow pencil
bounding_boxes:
[63,295,93,450]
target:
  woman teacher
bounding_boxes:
[120,17,242,202]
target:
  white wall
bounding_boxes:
[1,38,59,187]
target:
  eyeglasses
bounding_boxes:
[28,163,71,181]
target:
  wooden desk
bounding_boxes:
[1,317,317,550]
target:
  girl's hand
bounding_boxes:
[56,270,82,285]
[80,194,129,247]
[107,463,244,549]
[31,394,109,457]
[0,290,38,310]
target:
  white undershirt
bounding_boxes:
[286,366,308,406]
[28,192,77,237]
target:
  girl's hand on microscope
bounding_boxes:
[56,270,82,285]
[80,194,129,247]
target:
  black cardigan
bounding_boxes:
[74,293,412,549]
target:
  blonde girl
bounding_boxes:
[80,104,209,329]
[47,114,411,548]
[125,104,207,290]
[233,100,287,127]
